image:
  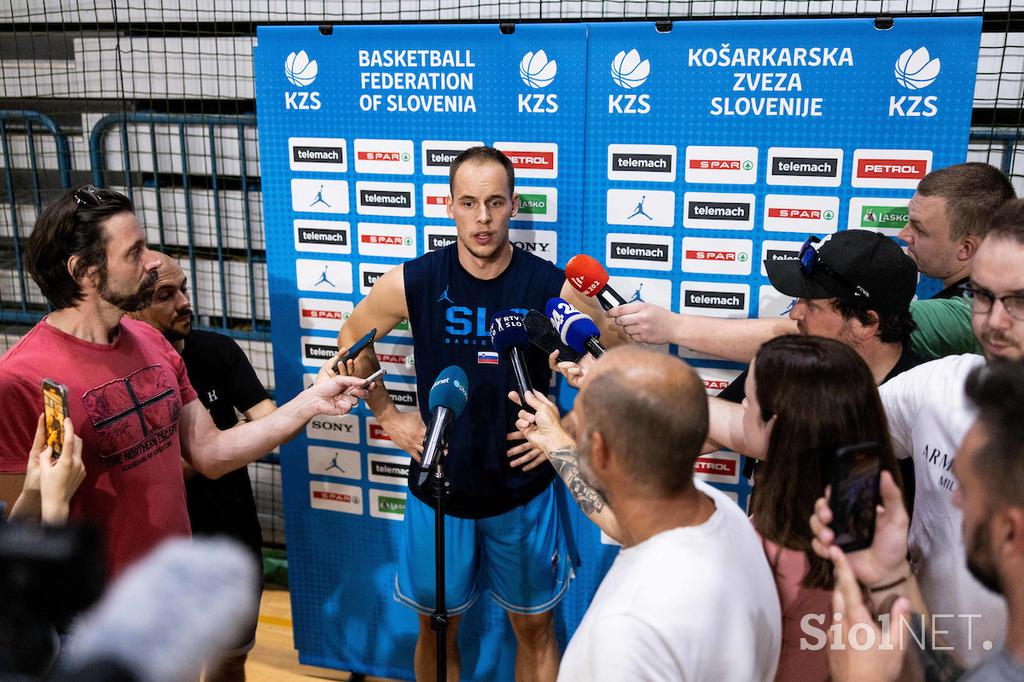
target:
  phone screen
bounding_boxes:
[42,379,69,457]
[829,442,883,553]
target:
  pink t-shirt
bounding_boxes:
[760,534,833,682]
[0,317,198,578]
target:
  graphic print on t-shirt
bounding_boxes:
[83,364,181,470]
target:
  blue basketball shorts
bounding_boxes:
[394,482,573,616]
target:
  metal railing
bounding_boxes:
[89,112,268,342]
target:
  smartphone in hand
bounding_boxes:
[829,441,883,553]
[42,379,69,459]
[332,328,377,374]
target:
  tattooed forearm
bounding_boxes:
[550,448,606,516]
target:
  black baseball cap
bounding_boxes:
[764,230,917,312]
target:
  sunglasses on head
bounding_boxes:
[73,185,109,208]
[798,236,872,301]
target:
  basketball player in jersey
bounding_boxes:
[332,146,619,681]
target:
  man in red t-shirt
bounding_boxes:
[0,185,368,578]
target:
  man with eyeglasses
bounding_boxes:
[0,186,369,579]
[870,198,1024,667]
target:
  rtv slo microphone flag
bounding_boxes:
[254,16,980,680]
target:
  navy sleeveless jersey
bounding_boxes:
[404,244,565,518]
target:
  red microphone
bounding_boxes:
[565,254,628,311]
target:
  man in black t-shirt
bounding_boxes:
[132,252,274,682]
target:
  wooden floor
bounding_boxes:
[247,586,402,682]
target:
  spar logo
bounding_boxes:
[518,50,558,113]
[682,192,755,231]
[421,140,483,176]
[512,186,557,224]
[698,368,741,397]
[297,298,352,331]
[852,149,932,189]
[494,142,558,179]
[310,481,362,515]
[763,195,839,233]
[766,148,843,187]
[685,146,758,185]
[354,139,414,174]
[889,47,940,117]
[681,237,753,276]
[356,182,415,217]
[705,379,729,391]
[284,50,321,110]
[609,49,651,114]
[357,223,416,258]
[607,144,677,183]
[422,183,450,218]
[373,342,416,376]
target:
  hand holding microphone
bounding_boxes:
[419,366,469,485]
[565,254,628,311]
[546,298,606,359]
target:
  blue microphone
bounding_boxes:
[545,297,606,359]
[489,310,534,405]
[419,366,469,484]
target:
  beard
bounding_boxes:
[99,267,158,312]
[965,515,1003,595]
[164,312,193,342]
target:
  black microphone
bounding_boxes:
[546,298,606,359]
[418,366,469,486]
[490,310,533,405]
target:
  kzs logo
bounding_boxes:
[285,50,321,110]
[609,49,650,115]
[518,50,558,114]
[889,47,940,118]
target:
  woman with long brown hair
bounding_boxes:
[743,335,902,681]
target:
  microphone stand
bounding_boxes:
[429,427,452,682]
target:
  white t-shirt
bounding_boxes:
[558,480,781,681]
[880,354,1006,666]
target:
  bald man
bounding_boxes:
[512,347,781,681]
[131,253,274,682]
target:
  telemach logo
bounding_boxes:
[421,141,483,176]
[372,460,410,479]
[611,241,669,262]
[359,189,411,208]
[607,145,677,182]
[304,342,337,360]
[293,146,344,165]
[613,153,673,173]
[688,201,750,221]
[298,226,348,246]
[685,290,746,310]
[771,157,837,177]
[428,234,457,250]
[767,249,799,262]
[362,268,386,289]
[426,149,461,167]
[387,388,417,406]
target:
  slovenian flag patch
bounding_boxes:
[478,351,499,365]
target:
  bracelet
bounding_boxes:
[867,568,913,593]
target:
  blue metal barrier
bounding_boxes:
[89,112,268,342]
[0,110,72,325]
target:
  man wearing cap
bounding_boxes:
[704,229,922,450]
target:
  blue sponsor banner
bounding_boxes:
[255,16,980,680]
